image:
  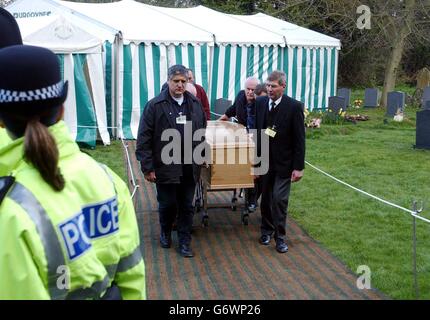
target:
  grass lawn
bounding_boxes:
[290,87,430,299]
[83,140,128,182]
[85,86,430,299]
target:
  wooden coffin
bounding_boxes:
[201,121,255,190]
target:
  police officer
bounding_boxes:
[0,45,145,299]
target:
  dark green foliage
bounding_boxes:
[2,0,428,98]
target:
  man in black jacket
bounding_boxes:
[254,70,305,253]
[135,64,207,257]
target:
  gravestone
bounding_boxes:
[415,109,430,149]
[328,96,346,114]
[214,98,232,116]
[422,86,430,108]
[416,67,430,90]
[338,88,351,108]
[364,88,379,108]
[386,91,405,116]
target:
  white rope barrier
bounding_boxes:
[305,161,429,224]
[121,138,139,199]
[77,125,118,129]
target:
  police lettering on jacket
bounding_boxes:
[58,197,119,260]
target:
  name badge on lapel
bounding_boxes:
[265,126,277,138]
[176,112,187,125]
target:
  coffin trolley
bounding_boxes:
[194,121,255,226]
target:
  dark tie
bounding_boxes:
[270,101,276,112]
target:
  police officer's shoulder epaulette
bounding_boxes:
[0,176,15,205]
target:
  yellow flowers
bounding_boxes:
[353,99,363,108]
[304,106,310,118]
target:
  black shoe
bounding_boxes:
[179,244,194,258]
[259,234,271,246]
[276,240,289,253]
[160,232,171,248]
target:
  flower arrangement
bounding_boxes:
[353,99,363,109]
[322,107,347,125]
[393,108,404,122]
[307,118,322,128]
[304,107,322,128]
[345,114,369,123]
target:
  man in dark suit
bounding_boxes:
[254,70,305,253]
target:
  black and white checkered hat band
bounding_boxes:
[0,81,63,103]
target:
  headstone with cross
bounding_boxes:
[416,68,430,90]
[364,88,379,108]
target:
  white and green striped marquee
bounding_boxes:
[114,42,211,140]
[58,52,110,148]
[10,0,340,143]
[211,44,338,112]
[116,42,338,139]
[8,0,118,147]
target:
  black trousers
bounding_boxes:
[260,170,291,241]
[247,177,262,206]
[156,170,196,246]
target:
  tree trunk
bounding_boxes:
[381,0,416,107]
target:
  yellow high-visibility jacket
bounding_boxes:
[0,121,145,300]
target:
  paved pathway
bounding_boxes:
[125,141,386,300]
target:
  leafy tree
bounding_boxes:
[3,0,429,101]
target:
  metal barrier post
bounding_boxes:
[121,138,139,199]
[412,201,419,299]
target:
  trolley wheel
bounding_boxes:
[194,200,201,213]
[242,214,249,226]
[231,197,238,211]
[202,215,209,227]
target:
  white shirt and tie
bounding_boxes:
[268,96,282,111]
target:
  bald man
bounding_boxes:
[185,82,197,97]
[219,77,258,126]
[187,69,211,120]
